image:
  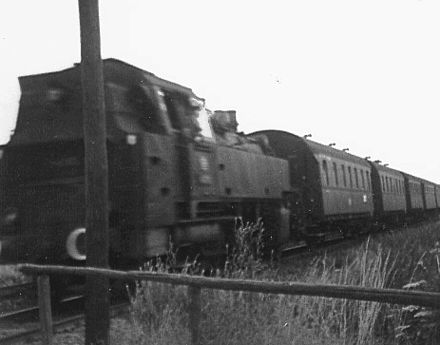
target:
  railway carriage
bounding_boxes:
[249,130,374,239]
[369,162,406,223]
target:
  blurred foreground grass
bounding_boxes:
[121,220,440,345]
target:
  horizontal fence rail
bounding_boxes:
[19,264,440,308]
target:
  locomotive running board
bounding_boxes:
[177,216,236,225]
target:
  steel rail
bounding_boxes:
[0,282,35,299]
[0,302,129,345]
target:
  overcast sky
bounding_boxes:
[1,0,439,182]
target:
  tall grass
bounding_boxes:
[119,220,440,345]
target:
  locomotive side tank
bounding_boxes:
[249,130,374,238]
[368,162,406,223]
[0,59,291,265]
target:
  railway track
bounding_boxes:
[0,294,84,323]
[279,222,409,262]
[0,302,129,345]
[0,282,35,300]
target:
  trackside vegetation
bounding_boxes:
[112,220,440,345]
[2,220,439,344]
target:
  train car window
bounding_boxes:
[162,91,184,130]
[341,164,347,187]
[381,175,385,192]
[333,162,339,186]
[129,85,164,134]
[386,177,390,193]
[348,166,353,188]
[189,99,214,141]
[354,168,359,189]
[361,170,365,190]
[322,160,329,186]
[366,171,371,191]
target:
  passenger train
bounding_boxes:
[0,59,439,269]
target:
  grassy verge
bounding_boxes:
[120,220,440,345]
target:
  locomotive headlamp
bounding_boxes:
[66,228,86,261]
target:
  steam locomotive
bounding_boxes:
[0,59,439,269]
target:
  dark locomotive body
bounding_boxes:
[0,59,290,266]
[0,59,439,268]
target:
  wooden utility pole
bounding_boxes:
[78,1,110,345]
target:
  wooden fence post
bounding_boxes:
[188,286,201,345]
[78,0,110,344]
[37,275,53,345]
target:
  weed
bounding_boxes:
[124,221,440,345]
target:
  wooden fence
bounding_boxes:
[19,263,440,345]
